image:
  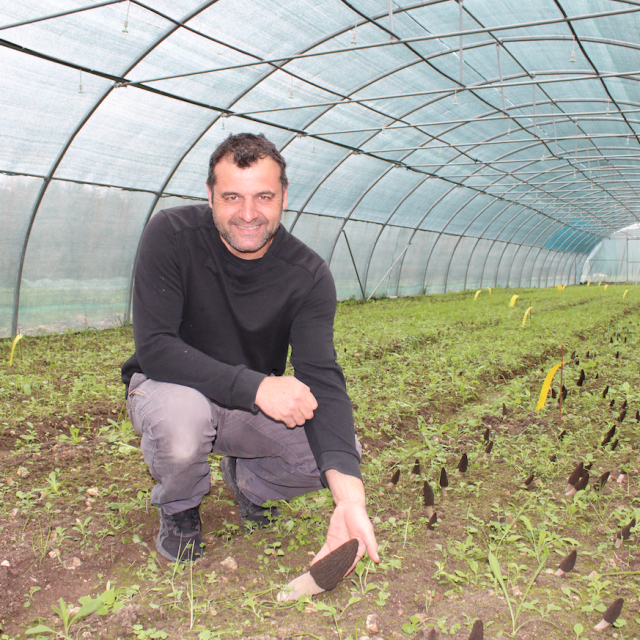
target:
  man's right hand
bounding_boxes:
[255,376,318,428]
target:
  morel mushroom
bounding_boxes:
[554,549,577,576]
[593,598,623,630]
[277,539,359,602]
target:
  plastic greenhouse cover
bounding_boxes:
[1,0,640,336]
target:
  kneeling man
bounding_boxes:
[121,133,378,573]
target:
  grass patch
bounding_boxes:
[1,284,639,639]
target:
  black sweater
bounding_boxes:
[121,204,360,481]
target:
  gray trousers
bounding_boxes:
[126,373,325,515]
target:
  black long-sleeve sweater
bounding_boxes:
[121,203,361,481]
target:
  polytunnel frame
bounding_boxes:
[299,20,640,296]
[5,0,640,335]
[123,0,459,321]
[381,116,610,296]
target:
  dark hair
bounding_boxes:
[206,133,288,191]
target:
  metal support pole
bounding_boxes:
[367,242,411,300]
[459,0,464,86]
[342,230,366,299]
[496,43,506,112]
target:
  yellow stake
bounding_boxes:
[598,282,602,286]
[536,362,564,411]
[623,289,629,299]
[587,282,591,286]
[474,290,482,300]
[509,294,519,307]
[562,284,567,290]
[9,333,22,366]
[487,287,492,294]
[604,284,609,290]
[522,306,533,327]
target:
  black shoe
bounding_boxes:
[220,457,279,527]
[156,506,204,562]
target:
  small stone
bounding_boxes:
[1,560,10,567]
[10,508,19,517]
[358,636,371,640]
[220,556,238,571]
[86,487,99,496]
[366,613,381,634]
[48,550,60,559]
[5,477,13,486]
[63,557,82,570]
[16,467,29,478]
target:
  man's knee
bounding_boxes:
[130,380,216,464]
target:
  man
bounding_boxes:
[121,133,378,576]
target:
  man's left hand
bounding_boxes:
[312,470,379,574]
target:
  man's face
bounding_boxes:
[207,155,288,260]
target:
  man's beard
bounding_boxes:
[213,210,282,255]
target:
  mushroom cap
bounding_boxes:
[458,453,468,473]
[482,427,490,442]
[484,441,493,455]
[524,473,534,487]
[423,481,435,507]
[602,385,609,398]
[618,409,627,423]
[309,538,359,592]
[598,471,610,490]
[567,462,584,486]
[558,549,577,573]
[411,459,421,476]
[602,597,624,624]
[574,471,589,492]
[427,512,438,530]
[468,619,484,640]
[389,469,400,486]
[621,518,636,540]
[439,467,449,488]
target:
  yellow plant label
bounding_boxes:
[487,287,492,294]
[623,289,629,298]
[9,333,22,366]
[536,362,564,411]
[522,307,533,327]
[474,290,482,300]
[509,294,519,307]
[604,284,609,290]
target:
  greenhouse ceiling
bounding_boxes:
[2,0,640,336]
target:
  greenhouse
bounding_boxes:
[2,2,640,640]
[3,0,640,337]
